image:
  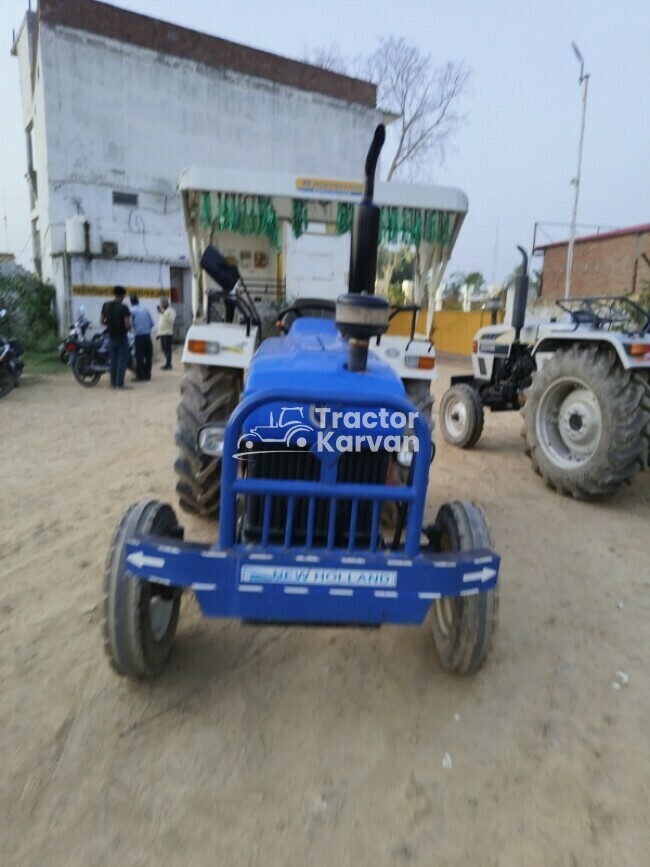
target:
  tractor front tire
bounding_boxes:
[174,364,242,518]
[103,500,183,679]
[428,501,498,675]
[439,384,485,448]
[522,345,648,498]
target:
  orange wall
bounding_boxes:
[432,310,504,355]
[387,309,504,356]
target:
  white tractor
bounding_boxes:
[175,166,468,516]
[440,248,650,498]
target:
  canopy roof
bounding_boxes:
[179,168,468,215]
[179,167,468,325]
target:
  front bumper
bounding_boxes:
[125,538,499,626]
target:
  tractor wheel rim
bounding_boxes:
[434,529,456,635]
[444,399,468,438]
[536,377,602,469]
[149,594,174,641]
[435,596,455,636]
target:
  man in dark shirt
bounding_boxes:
[101,286,132,389]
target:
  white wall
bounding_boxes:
[39,22,376,263]
[69,257,170,327]
[15,19,378,331]
[284,224,350,302]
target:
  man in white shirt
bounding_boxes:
[157,298,176,370]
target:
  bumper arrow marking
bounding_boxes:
[126,551,165,570]
[462,566,496,584]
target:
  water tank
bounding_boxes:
[65,215,88,255]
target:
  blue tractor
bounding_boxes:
[102,126,500,679]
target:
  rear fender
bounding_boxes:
[371,335,437,382]
[182,323,258,369]
[533,333,650,371]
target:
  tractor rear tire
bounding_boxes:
[103,500,183,679]
[174,364,242,518]
[440,384,484,448]
[633,371,650,470]
[428,501,498,675]
[404,379,434,434]
[522,345,648,498]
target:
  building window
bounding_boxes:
[112,191,138,207]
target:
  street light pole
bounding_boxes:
[564,42,590,300]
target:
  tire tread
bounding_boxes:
[522,345,647,498]
[174,365,241,517]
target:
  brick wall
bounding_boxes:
[540,231,650,298]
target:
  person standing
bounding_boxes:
[157,298,176,370]
[101,286,131,389]
[130,293,154,381]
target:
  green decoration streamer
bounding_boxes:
[335,203,354,235]
[198,192,280,248]
[200,192,212,229]
[291,199,310,238]
[201,192,453,251]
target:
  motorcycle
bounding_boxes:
[71,328,135,387]
[59,307,90,364]
[0,309,24,399]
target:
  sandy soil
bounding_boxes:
[1,358,648,867]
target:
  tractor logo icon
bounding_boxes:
[237,406,314,452]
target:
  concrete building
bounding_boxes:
[536,224,650,299]
[12,0,379,335]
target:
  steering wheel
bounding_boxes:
[276,299,336,334]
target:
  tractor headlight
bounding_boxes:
[404,354,435,370]
[396,439,435,467]
[198,424,227,456]
[396,445,414,468]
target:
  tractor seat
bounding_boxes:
[570,309,600,326]
[291,298,336,317]
[279,298,336,333]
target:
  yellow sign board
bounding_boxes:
[72,285,170,299]
[295,178,363,196]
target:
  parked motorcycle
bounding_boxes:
[59,307,90,364]
[0,309,24,399]
[71,329,135,387]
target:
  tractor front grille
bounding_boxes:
[242,446,391,549]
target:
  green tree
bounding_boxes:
[0,273,57,350]
[377,246,413,299]
[503,261,541,297]
[465,271,485,293]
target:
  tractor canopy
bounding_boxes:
[178,166,468,335]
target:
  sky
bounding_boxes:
[1,0,649,283]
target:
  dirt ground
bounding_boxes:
[1,356,648,867]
